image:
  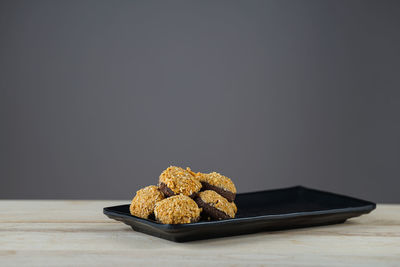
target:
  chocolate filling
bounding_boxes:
[159,182,197,198]
[195,197,231,220]
[159,182,175,197]
[200,182,236,202]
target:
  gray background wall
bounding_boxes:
[1,0,399,202]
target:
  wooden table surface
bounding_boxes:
[0,201,399,266]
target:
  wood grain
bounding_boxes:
[0,201,399,266]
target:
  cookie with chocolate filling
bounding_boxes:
[158,166,202,198]
[129,185,165,219]
[195,190,236,220]
[154,195,201,224]
[196,172,236,202]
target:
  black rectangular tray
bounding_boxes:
[103,186,376,242]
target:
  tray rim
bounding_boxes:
[103,186,376,230]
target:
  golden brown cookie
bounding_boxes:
[195,190,236,220]
[186,167,197,177]
[196,172,236,202]
[129,185,165,219]
[159,166,202,198]
[154,195,201,224]
[231,201,237,214]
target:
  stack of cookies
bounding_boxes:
[129,166,237,224]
